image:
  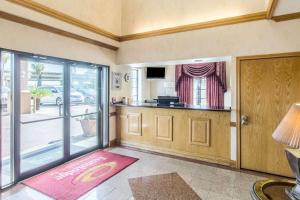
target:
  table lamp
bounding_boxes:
[272,103,300,200]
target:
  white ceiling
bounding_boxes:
[274,0,300,15]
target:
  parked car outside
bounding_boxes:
[39,86,84,105]
[76,88,96,104]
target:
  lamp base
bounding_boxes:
[285,148,300,200]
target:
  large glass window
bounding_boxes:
[20,58,64,173]
[193,78,207,106]
[131,69,139,103]
[1,51,13,187]
[70,65,99,155]
[0,49,108,189]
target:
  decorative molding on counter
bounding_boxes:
[127,113,142,136]
[0,10,119,51]
[155,115,173,141]
[189,118,210,147]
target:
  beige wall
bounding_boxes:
[274,0,300,15]
[117,18,300,160]
[0,19,116,66]
[118,19,300,65]
[0,18,121,142]
[2,0,300,155]
[110,65,131,101]
[33,0,122,35]
[121,0,268,35]
[0,1,119,47]
[148,65,176,99]
[117,19,300,110]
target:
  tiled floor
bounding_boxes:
[1,147,264,200]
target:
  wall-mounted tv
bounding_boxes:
[146,67,165,79]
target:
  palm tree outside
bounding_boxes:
[31,63,45,87]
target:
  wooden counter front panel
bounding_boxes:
[155,115,173,141]
[127,113,142,136]
[117,107,231,166]
[189,118,210,147]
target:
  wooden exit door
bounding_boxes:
[239,53,300,177]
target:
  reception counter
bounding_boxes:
[115,104,233,166]
[114,103,231,112]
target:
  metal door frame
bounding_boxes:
[0,48,109,189]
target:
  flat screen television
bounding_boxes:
[146,67,165,79]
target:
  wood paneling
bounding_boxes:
[127,113,142,136]
[238,53,300,177]
[272,12,300,22]
[120,12,267,41]
[117,106,231,166]
[155,115,173,141]
[6,0,120,41]
[0,10,118,51]
[189,118,210,147]
[266,0,278,19]
[117,114,127,142]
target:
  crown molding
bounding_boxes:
[119,12,267,41]
[272,12,300,22]
[5,0,299,43]
[0,10,118,51]
[266,0,278,19]
[6,0,120,41]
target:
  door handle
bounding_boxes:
[241,115,249,125]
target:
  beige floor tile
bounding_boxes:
[1,147,264,200]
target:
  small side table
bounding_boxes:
[251,179,295,200]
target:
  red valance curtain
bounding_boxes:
[175,61,227,107]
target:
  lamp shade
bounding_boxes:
[272,103,300,148]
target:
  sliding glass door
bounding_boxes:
[69,64,100,155]
[19,56,65,174]
[0,49,109,188]
[1,51,13,187]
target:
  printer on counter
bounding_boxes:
[155,96,184,107]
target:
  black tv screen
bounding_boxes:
[146,67,165,79]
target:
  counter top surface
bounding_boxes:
[112,103,231,112]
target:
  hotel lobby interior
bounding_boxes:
[0,0,300,199]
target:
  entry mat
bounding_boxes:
[23,150,138,200]
[129,172,201,200]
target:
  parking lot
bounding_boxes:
[2,104,98,157]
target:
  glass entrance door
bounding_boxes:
[69,64,100,155]
[1,51,13,187]
[0,49,108,189]
[19,56,65,174]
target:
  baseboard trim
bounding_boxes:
[120,140,232,167]
[109,139,118,147]
[116,145,292,180]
